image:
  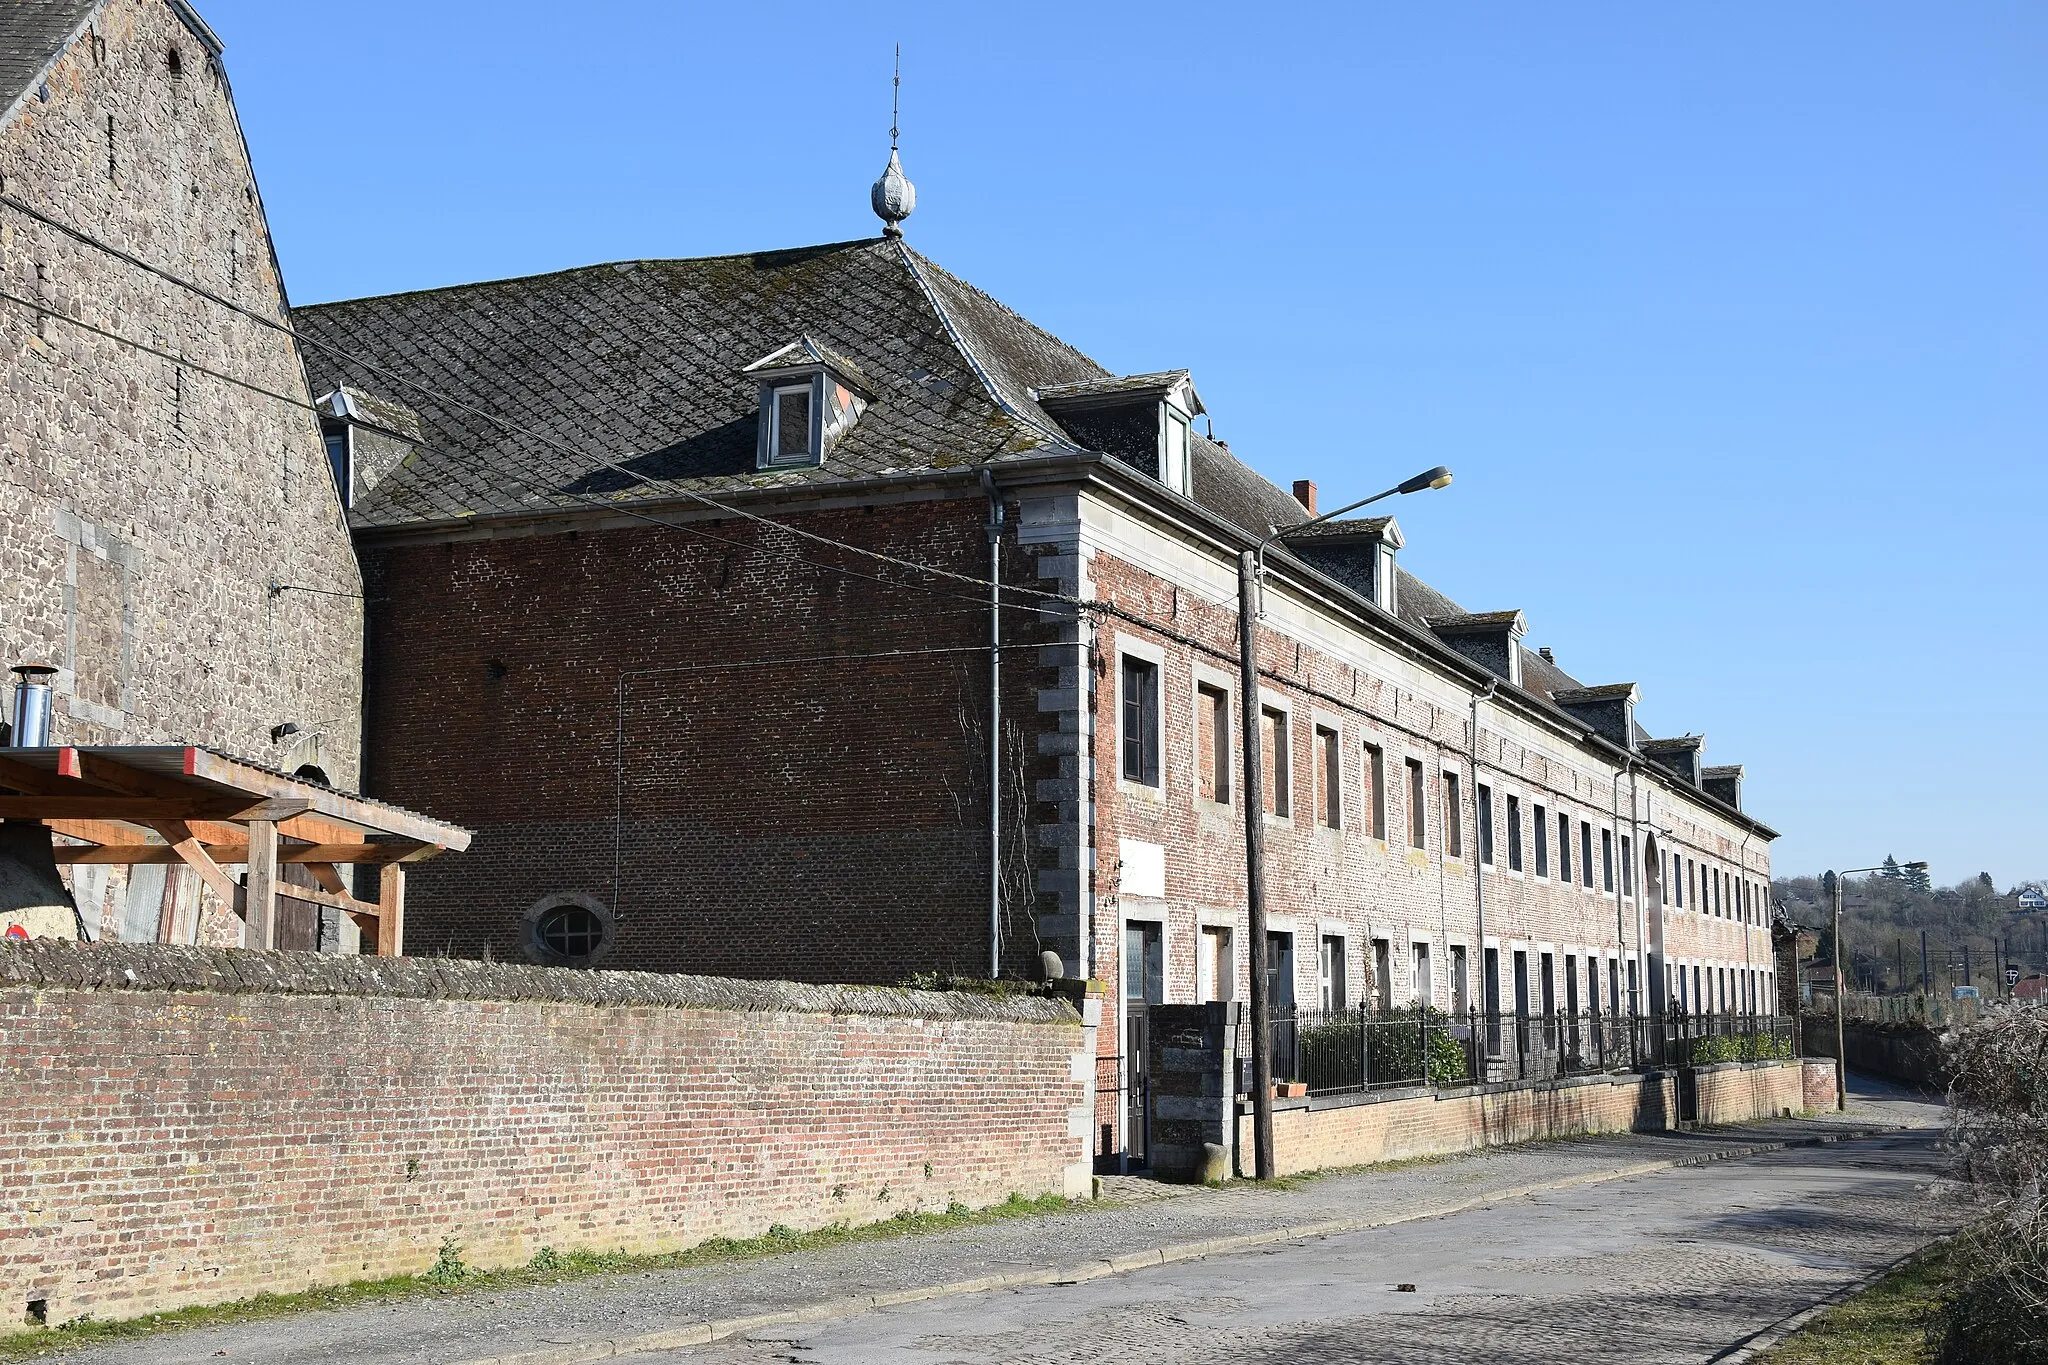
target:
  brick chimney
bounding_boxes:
[1291,480,1317,516]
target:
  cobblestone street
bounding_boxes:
[661,1125,1952,1364]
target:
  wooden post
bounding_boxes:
[245,818,279,949]
[377,862,405,958]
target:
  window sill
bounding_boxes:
[1119,780,1167,805]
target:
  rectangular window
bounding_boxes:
[1198,926,1233,1003]
[1261,707,1290,817]
[1475,782,1492,865]
[1445,771,1463,859]
[1580,821,1595,889]
[1451,944,1469,1014]
[1586,956,1601,1017]
[1564,958,1579,1019]
[1687,858,1697,910]
[1539,952,1556,1017]
[1120,657,1160,786]
[1621,835,1634,896]
[1372,938,1393,1011]
[1363,743,1387,840]
[1161,410,1191,494]
[1196,684,1230,804]
[1122,921,1163,1004]
[1319,935,1346,1010]
[1601,828,1615,893]
[1267,932,1296,1009]
[1534,805,1549,878]
[1625,959,1637,1016]
[1507,794,1523,872]
[1558,813,1573,885]
[769,382,815,465]
[1412,941,1432,1007]
[1405,759,1426,849]
[1315,727,1341,830]
[1672,853,1683,908]
[1612,958,1624,1018]
[1715,869,1724,917]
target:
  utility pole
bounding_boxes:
[1236,550,1274,1182]
[1827,870,1846,1112]
[1233,465,1451,1182]
[1920,929,1930,996]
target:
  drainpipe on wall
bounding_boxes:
[981,469,1005,980]
[1630,764,1647,1017]
[1470,679,1497,1029]
[1612,759,1631,1010]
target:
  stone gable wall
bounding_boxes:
[0,0,362,784]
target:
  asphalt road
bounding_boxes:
[657,1127,1954,1365]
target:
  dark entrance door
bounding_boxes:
[1123,922,1163,1167]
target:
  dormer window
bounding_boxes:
[1036,369,1205,498]
[769,382,816,466]
[1161,406,1191,496]
[744,336,872,472]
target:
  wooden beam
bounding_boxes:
[304,862,347,896]
[245,819,279,949]
[44,818,153,847]
[147,822,243,919]
[72,751,201,800]
[377,863,405,957]
[52,841,422,866]
[184,748,472,851]
[274,881,381,918]
[0,798,241,819]
[235,798,313,822]
[0,755,71,795]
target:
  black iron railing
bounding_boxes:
[1262,1007,1795,1099]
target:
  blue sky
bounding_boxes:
[205,1,2045,886]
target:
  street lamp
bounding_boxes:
[1823,861,1927,1112]
[1237,465,1453,1180]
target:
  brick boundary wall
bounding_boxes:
[1234,1060,1808,1178]
[0,942,1094,1327]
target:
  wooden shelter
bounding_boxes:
[0,746,470,955]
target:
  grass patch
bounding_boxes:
[0,1191,1085,1361]
[1756,1239,1958,1364]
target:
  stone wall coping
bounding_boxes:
[1248,1057,1806,1116]
[0,941,1080,1025]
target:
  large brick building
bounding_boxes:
[1,1,365,942]
[296,169,1780,1071]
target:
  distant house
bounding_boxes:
[2017,886,2048,912]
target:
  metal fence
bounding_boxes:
[1264,1007,1795,1099]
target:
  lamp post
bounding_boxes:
[1238,465,1452,1180]
[1824,860,1928,1112]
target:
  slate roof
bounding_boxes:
[0,0,97,113]
[293,236,1663,747]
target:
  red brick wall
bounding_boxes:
[0,943,1089,1326]
[358,492,1054,983]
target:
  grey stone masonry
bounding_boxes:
[0,0,362,779]
[1145,1002,1240,1179]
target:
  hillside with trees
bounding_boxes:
[1773,866,2045,996]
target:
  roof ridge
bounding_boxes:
[897,245,1110,379]
[296,238,890,313]
[889,240,1086,456]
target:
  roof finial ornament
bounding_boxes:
[871,44,915,239]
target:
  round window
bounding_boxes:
[537,904,603,959]
[522,894,613,967]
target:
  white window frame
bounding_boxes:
[1191,665,1236,809]
[765,379,820,467]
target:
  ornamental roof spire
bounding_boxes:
[871,45,915,238]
